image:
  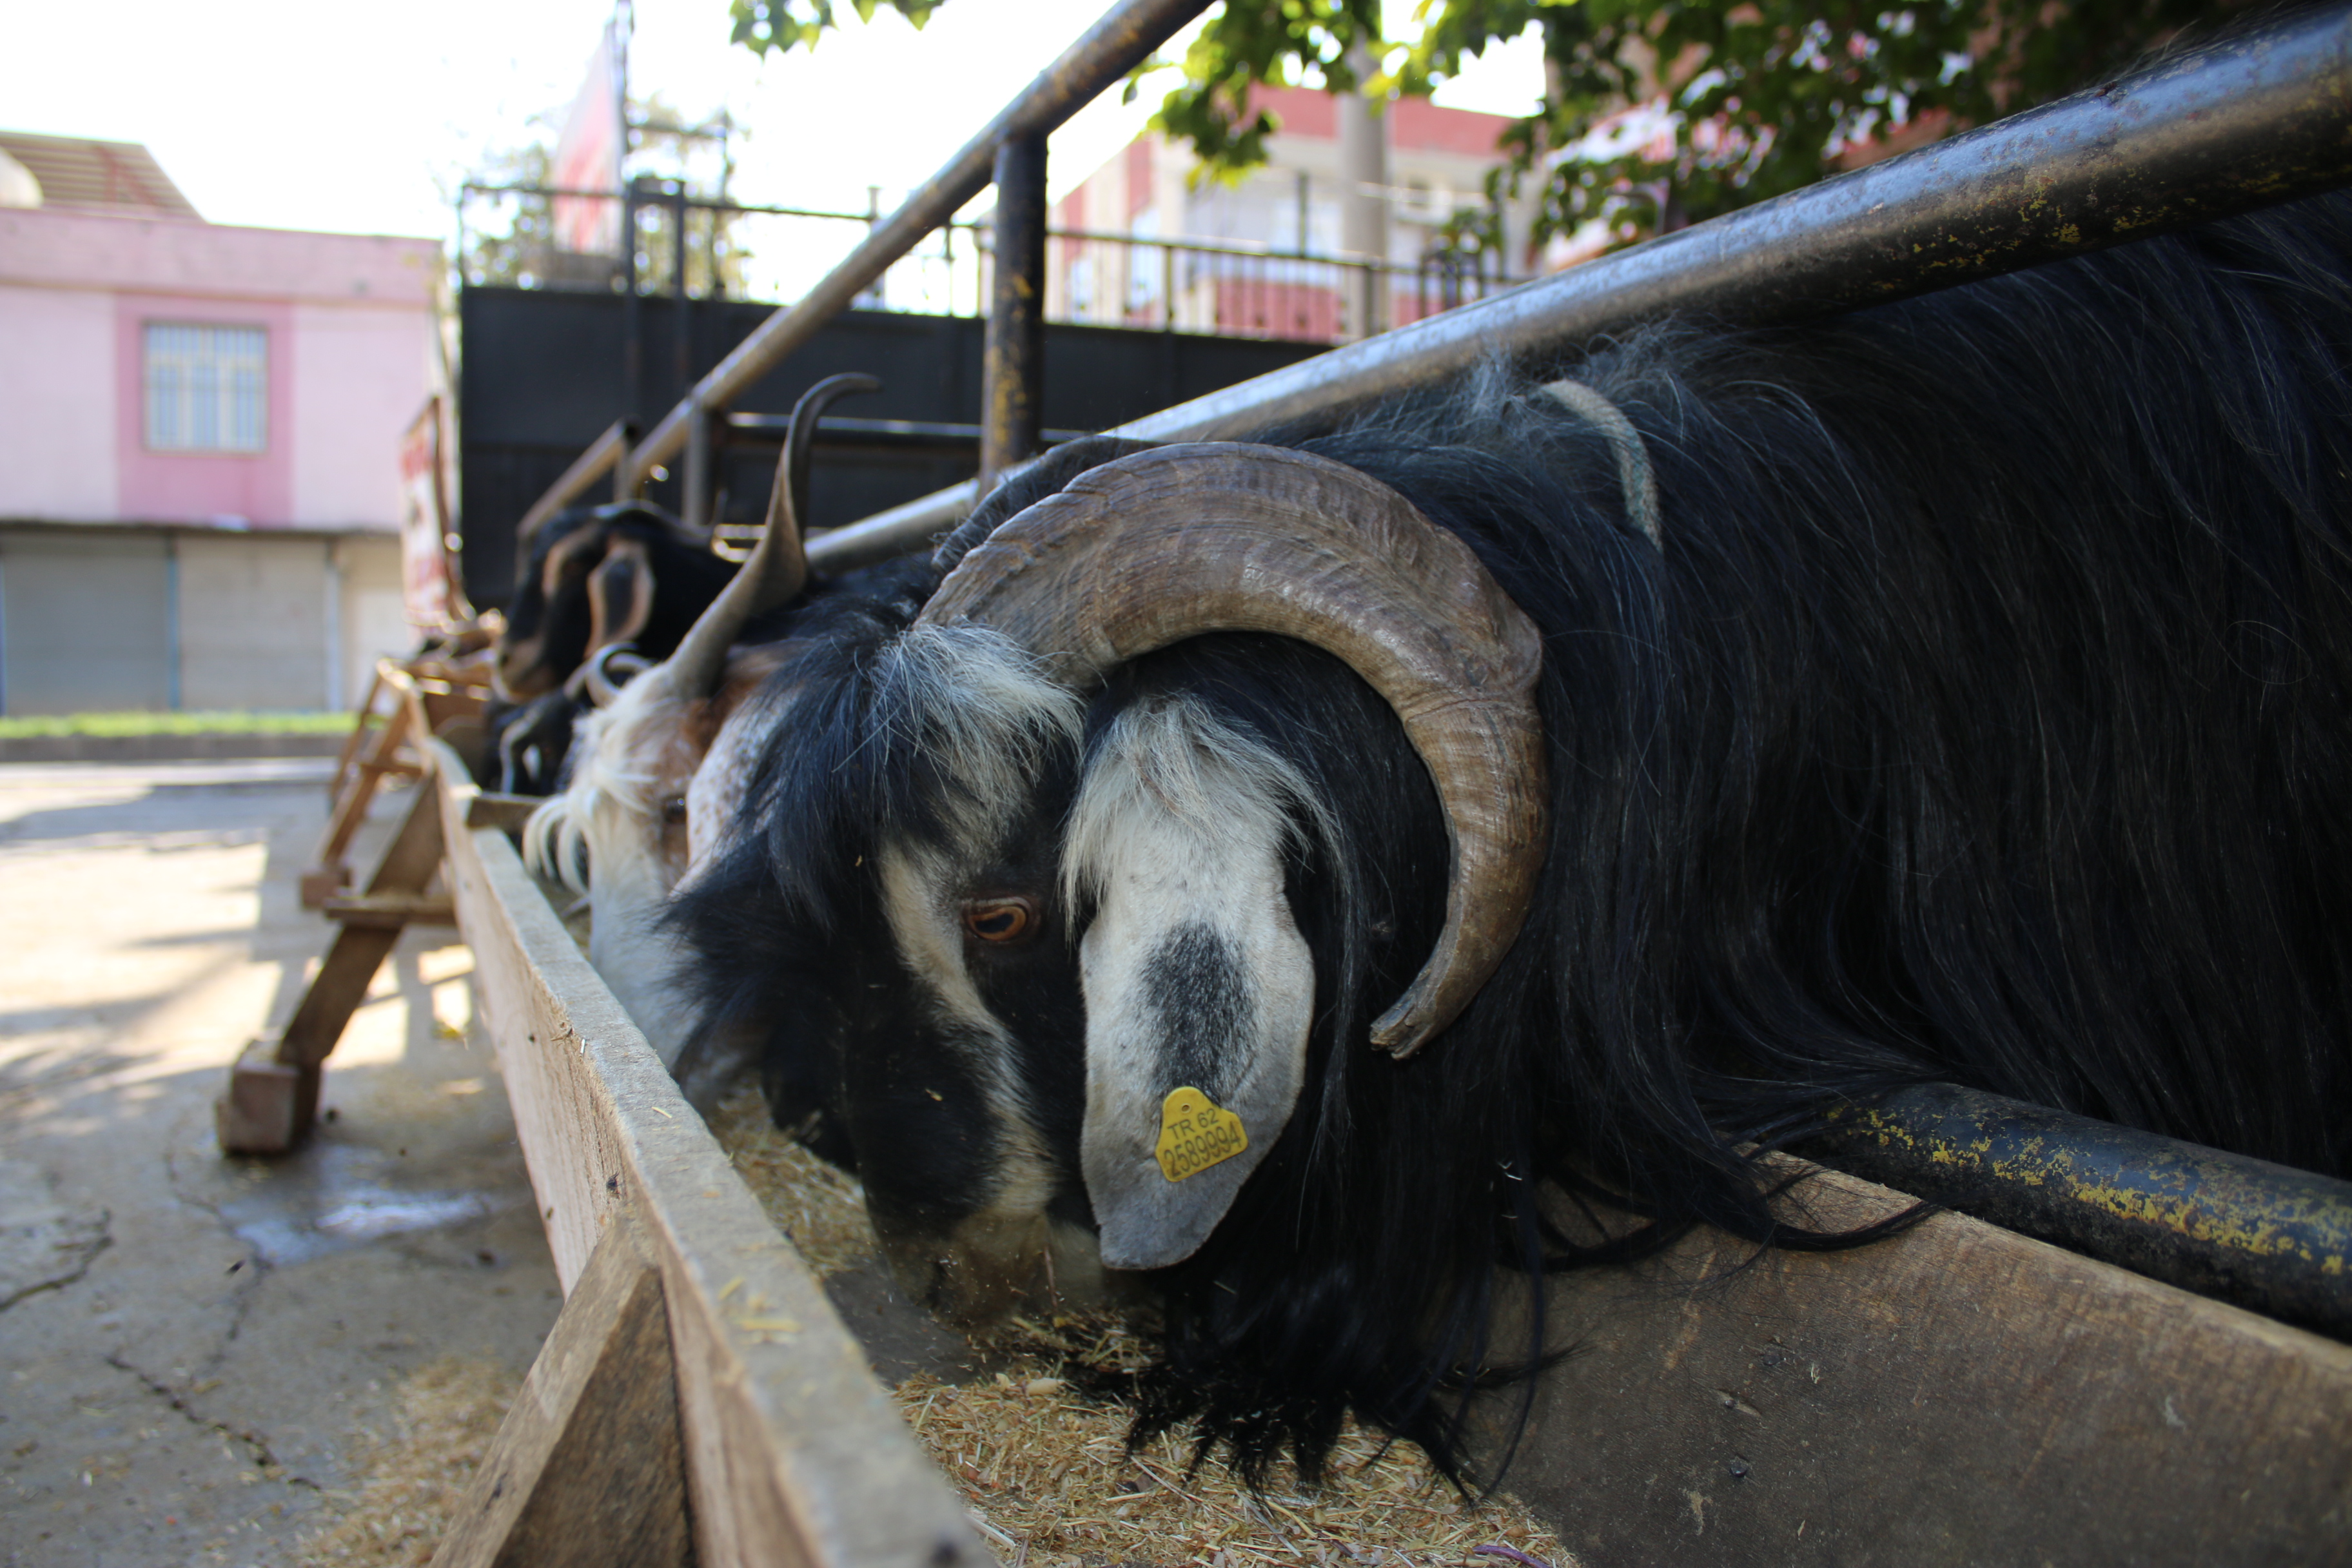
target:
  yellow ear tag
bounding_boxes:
[1154,1087,1250,1184]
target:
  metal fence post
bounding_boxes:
[622,182,642,431]
[981,133,1048,491]
[682,399,712,535]
[672,179,692,397]
[614,422,639,502]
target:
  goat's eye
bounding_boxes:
[660,796,688,826]
[962,897,1037,944]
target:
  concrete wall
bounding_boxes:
[294,304,435,528]
[0,207,438,309]
[0,285,117,521]
[0,206,438,712]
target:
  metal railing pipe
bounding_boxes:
[593,0,1209,503]
[1814,1083,2352,1341]
[807,2,2352,573]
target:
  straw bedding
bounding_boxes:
[300,1357,520,1567]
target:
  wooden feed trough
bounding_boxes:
[224,719,2352,1566]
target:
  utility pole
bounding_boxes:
[1337,39,1389,340]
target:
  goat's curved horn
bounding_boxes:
[663,373,881,696]
[572,641,653,709]
[932,435,1161,576]
[918,442,1547,1058]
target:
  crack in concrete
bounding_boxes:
[161,1105,275,1353]
[103,1351,321,1493]
[210,1265,266,1360]
[0,1153,113,1313]
[0,1211,111,1314]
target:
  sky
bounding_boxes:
[1,1,1545,260]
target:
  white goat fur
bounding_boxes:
[523,653,776,1069]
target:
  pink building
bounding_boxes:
[0,133,440,714]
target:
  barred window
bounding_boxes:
[144,323,267,453]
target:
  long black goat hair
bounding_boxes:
[676,191,2352,1488]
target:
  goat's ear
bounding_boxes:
[582,536,655,667]
[1070,705,1318,1271]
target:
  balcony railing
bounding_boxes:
[455,181,1519,347]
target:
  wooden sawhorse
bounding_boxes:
[218,662,531,1156]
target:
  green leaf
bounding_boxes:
[729,0,946,58]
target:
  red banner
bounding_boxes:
[551,23,624,255]
[398,397,459,631]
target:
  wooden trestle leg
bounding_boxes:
[427,1217,694,1568]
[216,767,454,1155]
[302,684,420,908]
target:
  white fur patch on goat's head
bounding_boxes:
[1064,694,1333,1270]
[878,622,1085,845]
[855,623,1093,1318]
[520,666,725,1070]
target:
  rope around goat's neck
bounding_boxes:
[1541,378,1662,548]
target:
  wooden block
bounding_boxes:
[466,793,544,834]
[428,1219,691,1568]
[320,893,457,929]
[215,1041,312,1156]
[275,926,404,1073]
[247,752,455,1157]
[364,772,449,897]
[326,669,390,801]
[297,865,351,910]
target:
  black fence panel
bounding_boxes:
[456,287,1322,607]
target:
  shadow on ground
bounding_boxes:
[0,761,560,1567]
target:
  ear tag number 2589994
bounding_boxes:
[1155,1087,1249,1183]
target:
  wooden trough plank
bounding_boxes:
[1500,1164,2352,1565]
[431,742,988,1568]
[429,1216,691,1568]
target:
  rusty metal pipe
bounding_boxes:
[584,0,1208,503]
[981,133,1049,489]
[1813,1083,2352,1342]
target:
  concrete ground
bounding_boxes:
[0,760,559,1567]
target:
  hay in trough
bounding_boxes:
[707,1083,879,1278]
[709,1087,1576,1568]
[913,1313,1577,1568]
[300,1356,519,1567]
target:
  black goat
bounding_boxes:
[482,500,736,796]
[493,500,738,702]
[671,191,2352,1484]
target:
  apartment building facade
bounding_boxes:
[1046,86,1537,342]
